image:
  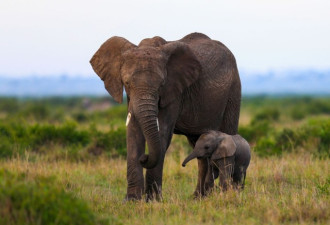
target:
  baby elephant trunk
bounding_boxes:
[182,152,199,167]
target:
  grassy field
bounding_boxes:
[0,96,329,224]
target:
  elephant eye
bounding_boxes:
[204,145,209,150]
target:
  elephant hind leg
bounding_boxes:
[232,168,246,190]
[220,83,241,135]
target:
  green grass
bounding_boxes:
[0,152,328,224]
[0,96,329,224]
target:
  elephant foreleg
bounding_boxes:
[125,115,145,201]
[203,159,217,195]
[217,157,235,191]
[145,105,180,201]
[194,158,209,197]
[145,156,165,201]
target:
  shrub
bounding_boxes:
[307,99,330,115]
[0,138,14,158]
[253,128,301,157]
[73,112,89,122]
[239,120,271,143]
[0,122,91,159]
[303,118,330,157]
[290,107,306,120]
[0,169,106,225]
[29,121,90,147]
[106,105,127,121]
[275,128,302,151]
[0,123,29,158]
[21,104,50,120]
[89,126,127,157]
[253,119,330,157]
[251,108,280,124]
[0,97,19,113]
[253,136,280,157]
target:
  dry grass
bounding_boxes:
[1,149,328,225]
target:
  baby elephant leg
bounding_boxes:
[204,160,219,195]
[216,157,235,191]
[232,167,246,190]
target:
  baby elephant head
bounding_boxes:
[182,131,236,167]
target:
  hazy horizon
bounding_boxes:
[1,0,330,77]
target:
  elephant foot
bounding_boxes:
[192,191,208,200]
[193,189,205,198]
[193,186,214,199]
[145,192,163,202]
[145,184,162,202]
[124,194,143,202]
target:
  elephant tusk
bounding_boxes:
[126,112,131,126]
[156,118,160,131]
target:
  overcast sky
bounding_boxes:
[1,0,329,77]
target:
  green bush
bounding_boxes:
[307,99,330,115]
[29,121,90,147]
[0,123,29,158]
[0,122,91,159]
[303,118,330,157]
[0,138,14,158]
[253,119,330,157]
[89,126,126,157]
[275,128,302,151]
[251,108,280,124]
[290,107,306,120]
[21,104,50,120]
[0,97,19,113]
[0,170,106,225]
[73,112,89,122]
[106,104,127,121]
[239,120,271,143]
[254,136,280,157]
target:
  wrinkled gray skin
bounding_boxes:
[90,33,241,201]
[182,131,251,194]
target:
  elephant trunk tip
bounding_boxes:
[139,154,148,164]
[139,154,158,169]
[182,152,198,168]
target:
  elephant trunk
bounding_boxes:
[182,151,199,167]
[132,92,161,169]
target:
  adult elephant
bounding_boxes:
[90,33,241,201]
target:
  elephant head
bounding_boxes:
[182,131,236,167]
[90,36,201,169]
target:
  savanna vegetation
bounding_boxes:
[0,96,329,224]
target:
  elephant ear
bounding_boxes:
[211,135,236,160]
[90,37,136,103]
[159,42,201,107]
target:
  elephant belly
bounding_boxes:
[174,95,228,135]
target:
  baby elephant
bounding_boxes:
[182,131,251,192]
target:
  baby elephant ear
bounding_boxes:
[211,136,236,160]
[90,37,136,103]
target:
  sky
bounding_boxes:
[0,0,329,77]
